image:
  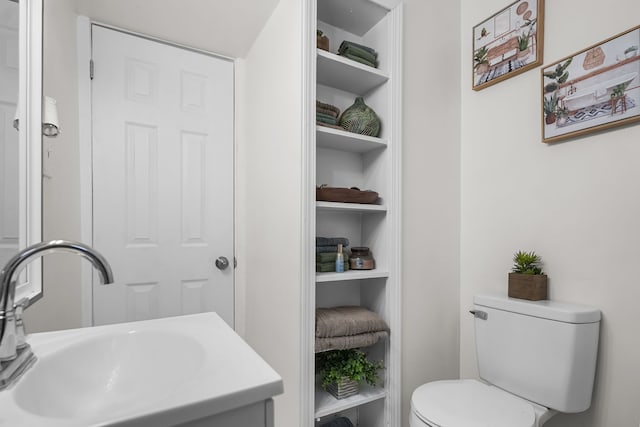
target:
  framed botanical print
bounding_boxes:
[472,0,544,91]
[542,25,640,143]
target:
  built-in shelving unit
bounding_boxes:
[304,0,402,425]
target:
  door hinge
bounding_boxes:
[90,59,94,80]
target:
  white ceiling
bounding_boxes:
[75,0,281,58]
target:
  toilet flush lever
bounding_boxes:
[469,310,488,320]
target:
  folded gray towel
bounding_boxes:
[316,237,350,247]
[316,306,389,338]
[320,417,354,427]
[315,331,388,352]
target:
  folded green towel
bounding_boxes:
[316,237,350,246]
[317,245,338,253]
[340,52,377,68]
[316,112,339,123]
[339,44,378,65]
[339,40,377,56]
[316,252,338,263]
[316,261,349,272]
[316,115,338,125]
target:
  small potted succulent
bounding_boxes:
[508,250,548,301]
[625,45,638,58]
[316,349,384,400]
[543,94,558,125]
[517,30,531,59]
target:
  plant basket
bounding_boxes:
[326,377,360,400]
[508,273,548,301]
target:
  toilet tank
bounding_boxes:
[473,294,600,413]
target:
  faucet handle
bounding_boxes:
[14,298,29,350]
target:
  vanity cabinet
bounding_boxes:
[304,0,402,425]
[179,399,274,427]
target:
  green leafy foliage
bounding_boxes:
[512,250,544,275]
[611,83,626,99]
[474,46,488,68]
[543,94,558,114]
[517,31,530,51]
[316,349,384,389]
[543,58,573,92]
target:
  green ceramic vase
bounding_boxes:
[339,97,381,137]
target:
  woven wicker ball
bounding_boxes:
[339,97,381,137]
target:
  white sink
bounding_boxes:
[0,313,283,426]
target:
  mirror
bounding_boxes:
[0,0,43,304]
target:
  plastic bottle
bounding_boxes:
[335,244,345,273]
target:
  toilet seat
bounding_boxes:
[411,379,536,427]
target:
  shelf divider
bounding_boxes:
[317,49,388,95]
[316,270,389,283]
[316,201,387,213]
[316,125,387,153]
[314,384,387,419]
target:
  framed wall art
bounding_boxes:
[472,0,544,91]
[542,25,640,143]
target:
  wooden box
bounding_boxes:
[316,186,379,204]
[508,273,548,301]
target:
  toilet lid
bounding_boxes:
[412,379,536,427]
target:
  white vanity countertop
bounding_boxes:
[0,312,283,426]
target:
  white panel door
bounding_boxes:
[91,26,234,327]
[0,2,19,268]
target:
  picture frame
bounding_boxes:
[542,25,640,143]
[472,0,544,91]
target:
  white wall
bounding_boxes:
[401,0,461,424]
[235,0,303,425]
[460,1,640,426]
[24,0,83,331]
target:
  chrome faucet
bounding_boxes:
[0,240,114,389]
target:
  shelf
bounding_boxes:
[317,49,388,95]
[317,0,389,36]
[316,125,387,153]
[316,201,387,213]
[315,384,387,418]
[316,269,389,283]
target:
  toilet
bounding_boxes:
[411,294,601,427]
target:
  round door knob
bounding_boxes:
[215,256,229,270]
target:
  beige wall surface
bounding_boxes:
[235,0,303,425]
[460,1,640,426]
[401,0,461,424]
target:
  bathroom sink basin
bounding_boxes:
[0,313,283,426]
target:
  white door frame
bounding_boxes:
[76,17,238,326]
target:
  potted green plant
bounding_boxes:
[474,46,489,75]
[611,83,626,99]
[543,94,558,125]
[316,349,384,399]
[517,30,530,59]
[508,250,548,301]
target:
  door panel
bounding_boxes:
[91,26,234,327]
